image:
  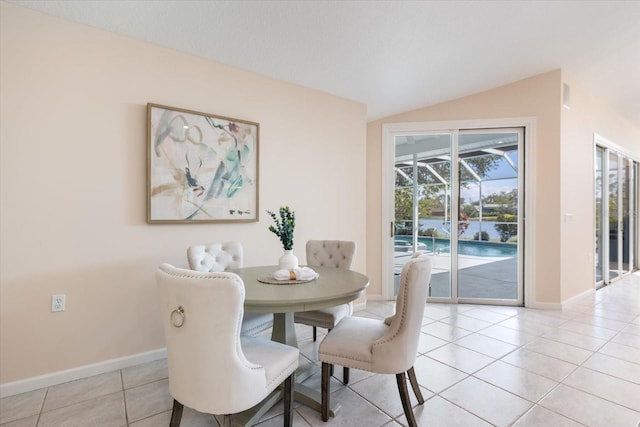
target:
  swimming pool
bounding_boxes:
[395,236,517,257]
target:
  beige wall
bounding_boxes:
[367,69,640,306]
[560,72,640,301]
[0,3,367,384]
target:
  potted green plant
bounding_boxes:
[267,206,298,269]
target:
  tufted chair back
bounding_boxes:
[296,240,357,353]
[156,263,299,420]
[187,241,243,273]
[306,240,356,269]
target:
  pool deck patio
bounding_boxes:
[395,252,518,300]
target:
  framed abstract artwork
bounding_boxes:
[147,103,259,223]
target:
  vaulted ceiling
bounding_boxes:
[10,0,640,123]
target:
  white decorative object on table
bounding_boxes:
[267,206,298,269]
[279,250,299,270]
[257,267,318,285]
[273,267,318,281]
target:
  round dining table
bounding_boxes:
[231,265,369,347]
[229,265,369,422]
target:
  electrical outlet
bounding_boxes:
[51,294,66,312]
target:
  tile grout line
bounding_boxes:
[120,369,129,427]
[34,386,48,427]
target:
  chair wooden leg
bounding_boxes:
[321,362,331,422]
[169,399,184,427]
[343,367,350,384]
[284,372,295,427]
[396,372,417,427]
[223,414,232,427]
[313,326,317,341]
[407,366,424,404]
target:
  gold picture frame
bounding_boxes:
[147,103,259,223]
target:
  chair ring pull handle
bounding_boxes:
[170,306,185,328]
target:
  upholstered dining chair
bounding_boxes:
[156,263,299,427]
[294,240,356,341]
[294,240,355,383]
[318,253,432,427]
[187,241,273,337]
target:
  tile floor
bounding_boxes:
[2,273,640,427]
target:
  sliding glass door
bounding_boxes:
[596,141,637,286]
[457,131,520,301]
[393,128,523,305]
[595,146,605,286]
[609,151,620,281]
[622,157,632,274]
[394,133,452,297]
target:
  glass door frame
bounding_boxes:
[382,118,536,306]
[594,133,638,287]
[633,161,637,272]
[594,145,606,288]
[457,128,524,305]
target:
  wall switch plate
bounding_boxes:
[52,294,66,312]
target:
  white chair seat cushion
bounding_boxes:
[293,304,350,330]
[241,312,273,336]
[318,316,388,371]
[241,336,299,393]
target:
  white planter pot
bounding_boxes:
[278,250,299,270]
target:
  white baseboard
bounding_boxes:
[365,292,579,311]
[526,300,562,310]
[525,288,595,310]
[365,294,392,302]
[0,348,167,398]
[561,288,596,308]
[353,300,368,312]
